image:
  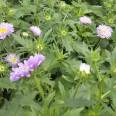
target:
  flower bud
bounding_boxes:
[22,32,29,37]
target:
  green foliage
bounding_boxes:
[0,0,116,116]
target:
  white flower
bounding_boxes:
[5,53,19,66]
[80,63,90,74]
[96,24,113,39]
[79,16,92,25]
[30,26,42,36]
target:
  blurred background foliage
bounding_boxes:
[0,0,116,116]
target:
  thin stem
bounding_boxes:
[101,90,111,99]
[73,79,82,98]
[94,38,102,50]
[94,62,101,82]
[101,85,116,99]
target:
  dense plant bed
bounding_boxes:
[0,0,116,115]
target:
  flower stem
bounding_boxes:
[101,90,111,99]
[101,85,116,99]
[73,79,82,98]
[94,38,101,50]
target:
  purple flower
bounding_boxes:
[5,53,19,66]
[30,26,42,36]
[10,62,31,82]
[18,62,31,77]
[10,68,21,81]
[0,23,14,40]
[10,54,45,82]
[26,54,45,71]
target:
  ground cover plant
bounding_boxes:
[0,0,116,116]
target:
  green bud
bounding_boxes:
[8,9,16,16]
[0,62,7,73]
[108,18,114,24]
[0,65,5,72]
[61,30,67,36]
[35,40,44,51]
[45,15,51,21]
[60,1,66,8]
[36,44,43,50]
[22,32,29,37]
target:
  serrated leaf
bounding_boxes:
[13,34,33,51]
[0,78,16,89]
[44,92,55,106]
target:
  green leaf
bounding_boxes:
[63,107,84,116]
[111,90,116,107]
[58,81,65,97]
[43,28,52,42]
[44,92,55,106]
[13,34,33,52]
[0,78,16,89]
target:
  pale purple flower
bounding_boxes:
[30,26,42,36]
[18,62,31,77]
[10,62,31,82]
[10,53,45,82]
[79,16,92,25]
[10,68,21,81]
[5,53,19,66]
[26,54,45,71]
[0,22,14,40]
[96,24,113,39]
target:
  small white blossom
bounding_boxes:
[80,63,90,74]
[5,53,19,66]
[79,16,92,25]
[96,24,113,39]
[30,26,42,36]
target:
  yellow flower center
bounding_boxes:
[10,57,17,63]
[0,28,7,33]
